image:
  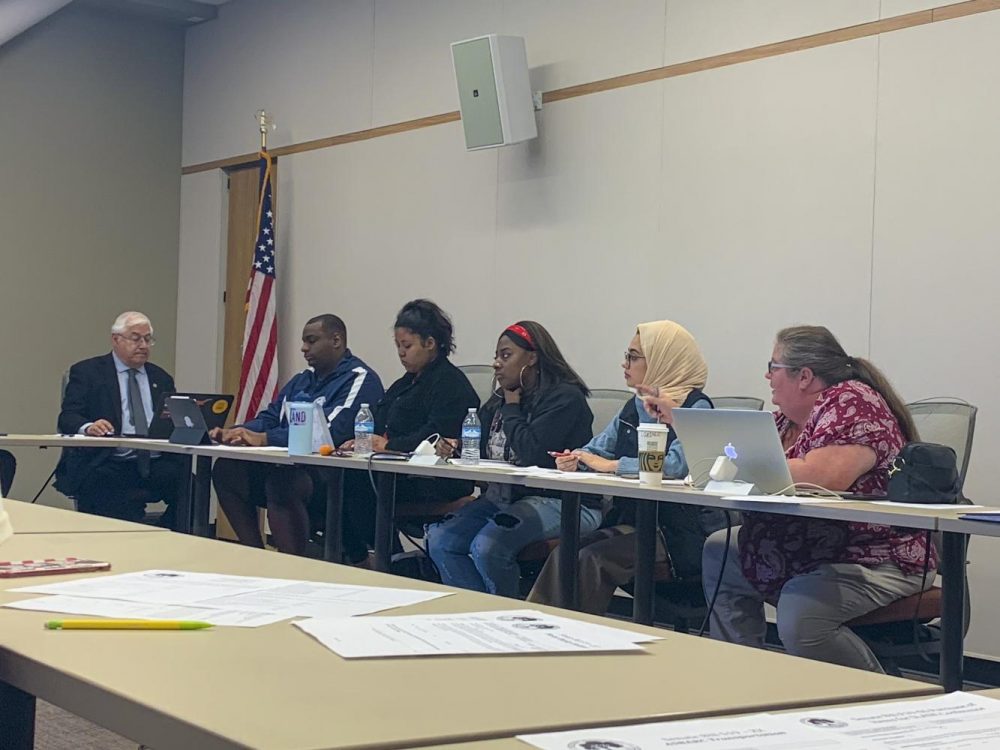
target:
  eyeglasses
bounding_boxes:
[767,360,795,374]
[115,333,155,346]
[624,351,646,364]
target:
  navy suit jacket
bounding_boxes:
[55,353,175,496]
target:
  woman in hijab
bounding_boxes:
[527,320,726,614]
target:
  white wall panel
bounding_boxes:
[881,0,965,16]
[495,83,666,391]
[279,122,499,384]
[664,0,877,65]
[658,39,879,402]
[183,0,374,165]
[176,171,227,391]
[499,0,666,90]
[871,12,1000,656]
[371,0,500,126]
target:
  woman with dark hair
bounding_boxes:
[693,325,933,672]
[339,299,478,563]
[425,321,594,597]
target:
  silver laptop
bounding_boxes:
[671,408,795,495]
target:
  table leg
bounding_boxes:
[557,491,581,610]
[173,454,194,535]
[373,472,397,573]
[633,499,657,626]
[0,681,35,750]
[323,467,344,563]
[940,531,967,691]
[192,455,212,538]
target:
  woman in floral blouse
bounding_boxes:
[702,325,933,672]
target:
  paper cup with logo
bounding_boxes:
[286,402,314,456]
[637,423,669,486]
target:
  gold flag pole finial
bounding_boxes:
[255,109,275,150]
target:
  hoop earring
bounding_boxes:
[519,365,535,390]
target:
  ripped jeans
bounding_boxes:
[425,492,602,598]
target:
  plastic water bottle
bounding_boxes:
[354,404,374,457]
[460,408,481,465]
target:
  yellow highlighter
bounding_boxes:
[44,619,213,630]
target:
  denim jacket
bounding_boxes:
[579,395,712,478]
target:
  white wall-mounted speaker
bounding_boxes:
[451,34,537,151]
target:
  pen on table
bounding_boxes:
[44,620,213,630]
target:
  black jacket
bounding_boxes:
[374,355,479,453]
[479,382,593,504]
[479,382,593,468]
[54,353,175,496]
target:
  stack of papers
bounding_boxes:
[295,608,659,658]
[722,495,836,505]
[5,569,449,627]
[519,691,1000,749]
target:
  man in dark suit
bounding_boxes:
[56,311,184,528]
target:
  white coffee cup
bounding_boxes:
[637,422,669,486]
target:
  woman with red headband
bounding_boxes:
[425,321,595,596]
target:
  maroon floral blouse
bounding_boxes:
[739,379,935,599]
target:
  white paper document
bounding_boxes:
[5,595,288,627]
[518,692,1000,750]
[11,570,450,621]
[722,495,837,505]
[869,501,985,510]
[294,609,650,658]
[773,691,1000,748]
[519,712,866,750]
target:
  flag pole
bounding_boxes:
[256,108,273,151]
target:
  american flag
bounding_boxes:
[233,151,279,425]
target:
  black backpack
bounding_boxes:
[887,442,961,503]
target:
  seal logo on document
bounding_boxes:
[799,717,848,728]
[568,741,639,750]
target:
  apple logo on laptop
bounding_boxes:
[184,416,195,428]
[724,443,738,460]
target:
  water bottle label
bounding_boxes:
[462,427,481,439]
[355,421,374,435]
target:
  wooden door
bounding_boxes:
[221,164,263,411]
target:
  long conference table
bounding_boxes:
[0,500,941,750]
[1,433,994,693]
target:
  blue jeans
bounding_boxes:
[426,494,603,597]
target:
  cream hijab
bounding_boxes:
[636,320,708,404]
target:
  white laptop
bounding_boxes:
[670,408,795,495]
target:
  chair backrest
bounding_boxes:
[713,396,765,411]
[457,364,496,408]
[906,399,978,492]
[0,450,15,497]
[587,388,634,433]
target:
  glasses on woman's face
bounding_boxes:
[767,359,794,374]
[624,351,645,365]
[116,333,156,347]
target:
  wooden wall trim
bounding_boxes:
[181,0,1000,175]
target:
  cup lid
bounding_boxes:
[638,422,668,432]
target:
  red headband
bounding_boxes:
[504,324,535,350]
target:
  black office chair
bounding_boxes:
[847,398,978,675]
[0,450,15,497]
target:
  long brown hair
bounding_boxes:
[775,325,918,442]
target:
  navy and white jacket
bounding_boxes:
[240,350,384,447]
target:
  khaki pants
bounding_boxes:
[527,526,667,614]
[702,526,936,672]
